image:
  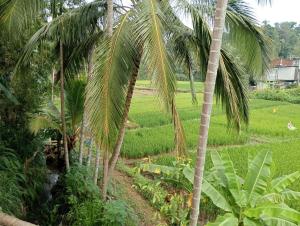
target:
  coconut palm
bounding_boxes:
[29,79,86,156]
[187,0,271,224]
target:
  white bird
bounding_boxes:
[288,121,297,131]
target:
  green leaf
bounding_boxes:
[210,151,227,187]
[139,163,177,175]
[202,179,232,212]
[245,204,300,224]
[261,216,298,226]
[281,190,300,202]
[271,172,300,193]
[182,166,232,211]
[243,217,261,226]
[205,213,238,226]
[0,82,19,105]
[244,150,272,207]
[222,152,243,206]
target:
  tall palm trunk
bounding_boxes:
[94,148,100,185]
[79,46,95,165]
[101,0,114,200]
[60,40,70,171]
[107,56,141,180]
[51,68,55,102]
[87,139,93,166]
[189,0,228,225]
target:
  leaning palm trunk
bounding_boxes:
[79,46,95,165]
[101,0,114,200]
[60,40,70,171]
[189,0,228,225]
[102,150,109,199]
[87,139,93,167]
[0,213,37,226]
[78,115,86,165]
[93,148,100,184]
[107,56,141,180]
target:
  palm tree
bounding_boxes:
[189,0,272,224]
[189,1,229,224]
[29,79,86,154]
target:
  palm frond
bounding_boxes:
[226,0,272,76]
[29,115,62,135]
[134,0,176,109]
[0,81,19,105]
[217,49,249,130]
[0,0,43,35]
[65,79,86,133]
[85,12,137,151]
[14,0,106,74]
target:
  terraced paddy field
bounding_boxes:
[119,81,300,214]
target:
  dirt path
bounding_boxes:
[112,170,167,226]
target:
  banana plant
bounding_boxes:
[184,150,300,225]
[140,151,300,225]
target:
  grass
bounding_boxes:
[136,80,204,92]
[122,121,248,158]
[122,84,300,158]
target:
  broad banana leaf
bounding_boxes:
[205,213,238,226]
[210,151,227,187]
[271,172,300,193]
[244,204,300,224]
[244,150,272,207]
[182,165,232,212]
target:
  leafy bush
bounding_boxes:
[252,88,300,104]
[65,165,138,226]
[65,164,100,202]
[102,200,138,226]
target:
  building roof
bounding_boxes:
[271,58,300,68]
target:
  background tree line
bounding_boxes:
[262,21,300,59]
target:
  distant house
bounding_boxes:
[264,58,300,87]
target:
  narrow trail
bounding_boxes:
[112,170,167,226]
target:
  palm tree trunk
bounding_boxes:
[87,139,93,166]
[101,0,114,201]
[79,46,95,165]
[102,150,109,199]
[94,148,100,185]
[107,57,141,180]
[107,0,113,37]
[78,115,85,165]
[60,40,70,171]
[51,68,55,102]
[189,0,228,225]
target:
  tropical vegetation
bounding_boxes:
[1,0,300,225]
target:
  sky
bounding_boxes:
[92,0,300,25]
[246,0,300,24]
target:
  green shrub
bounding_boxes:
[101,200,138,226]
[252,88,300,104]
[65,165,100,202]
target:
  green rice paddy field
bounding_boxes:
[122,81,300,209]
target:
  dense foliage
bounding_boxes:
[262,21,300,58]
